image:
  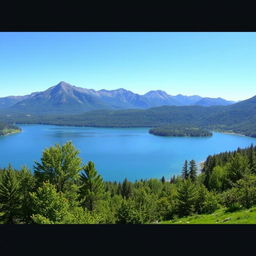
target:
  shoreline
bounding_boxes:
[16,123,252,138]
[213,130,246,137]
[0,129,21,136]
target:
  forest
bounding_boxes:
[149,126,212,137]
[1,96,256,138]
[1,141,256,224]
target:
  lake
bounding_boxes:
[1,124,256,181]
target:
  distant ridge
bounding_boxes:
[0,81,235,114]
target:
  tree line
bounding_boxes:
[0,142,256,224]
[149,126,212,137]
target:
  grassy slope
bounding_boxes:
[161,207,256,224]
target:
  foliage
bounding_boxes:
[208,165,228,192]
[0,142,255,224]
[18,167,36,223]
[182,160,189,180]
[34,141,82,192]
[222,175,256,211]
[120,178,133,199]
[176,179,198,217]
[131,187,158,223]
[188,160,197,182]
[30,182,70,224]
[149,126,212,137]
[0,166,22,224]
[226,154,250,184]
[194,185,219,214]
[116,199,143,224]
[79,161,105,211]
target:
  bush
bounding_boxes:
[222,188,242,212]
[201,192,219,214]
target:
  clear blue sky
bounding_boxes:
[0,32,255,101]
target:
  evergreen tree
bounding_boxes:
[182,160,189,180]
[208,165,229,192]
[0,166,22,224]
[248,144,256,174]
[30,181,70,224]
[18,167,36,223]
[161,176,166,183]
[131,187,158,223]
[176,179,198,217]
[147,179,162,195]
[121,178,133,199]
[34,141,82,192]
[235,175,256,209]
[117,182,122,195]
[170,175,176,184]
[226,154,249,184]
[79,161,105,211]
[116,199,142,224]
[188,160,197,182]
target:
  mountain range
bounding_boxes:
[0,82,255,137]
[0,81,235,114]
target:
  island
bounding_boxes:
[0,122,21,136]
[149,126,212,137]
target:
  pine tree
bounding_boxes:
[189,160,197,182]
[176,179,198,217]
[0,166,22,224]
[121,178,133,199]
[18,167,36,223]
[227,154,249,183]
[248,144,256,174]
[34,141,82,192]
[182,160,189,180]
[117,182,122,195]
[161,176,166,184]
[79,161,105,211]
[170,175,176,184]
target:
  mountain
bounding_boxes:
[7,82,110,114]
[0,81,235,114]
[195,97,235,107]
[143,90,180,106]
[97,88,150,109]
[0,95,30,108]
[171,94,203,105]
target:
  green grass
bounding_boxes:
[160,207,256,224]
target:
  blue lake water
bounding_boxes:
[1,124,256,181]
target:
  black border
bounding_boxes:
[1,224,256,253]
[1,3,256,254]
[0,3,256,31]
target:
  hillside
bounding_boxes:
[0,105,217,127]
[0,94,255,137]
[161,207,256,224]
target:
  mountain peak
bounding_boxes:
[56,81,72,88]
[116,88,129,92]
[144,90,170,98]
